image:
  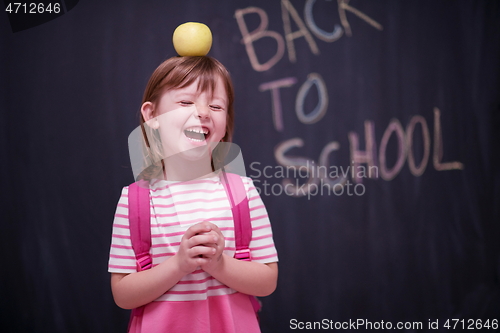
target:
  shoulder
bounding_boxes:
[240,176,257,190]
[126,179,165,193]
[223,173,256,190]
[119,180,156,202]
[230,175,262,202]
[116,186,129,202]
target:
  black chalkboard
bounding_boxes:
[1,1,499,332]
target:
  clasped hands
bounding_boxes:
[174,221,225,274]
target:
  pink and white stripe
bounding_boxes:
[108,175,278,302]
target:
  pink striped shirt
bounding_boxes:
[108,175,278,302]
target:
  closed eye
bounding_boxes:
[180,101,193,106]
[210,105,224,111]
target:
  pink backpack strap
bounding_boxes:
[221,172,252,261]
[221,172,262,314]
[127,180,152,326]
[128,180,153,271]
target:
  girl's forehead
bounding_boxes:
[170,77,228,101]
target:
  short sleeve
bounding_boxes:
[108,186,137,274]
[243,177,279,264]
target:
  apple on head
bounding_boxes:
[173,22,212,56]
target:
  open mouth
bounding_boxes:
[184,127,210,142]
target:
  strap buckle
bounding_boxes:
[234,249,251,261]
[136,254,152,271]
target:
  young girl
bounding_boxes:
[108,56,279,333]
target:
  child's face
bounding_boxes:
[152,77,228,161]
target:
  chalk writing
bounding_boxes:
[348,121,378,183]
[304,0,343,42]
[259,77,298,132]
[379,119,406,181]
[234,1,463,194]
[234,7,285,72]
[295,73,328,125]
[433,107,464,171]
[281,0,320,62]
[235,0,383,71]
[406,115,430,176]
[337,0,383,36]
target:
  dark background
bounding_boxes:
[1,1,499,332]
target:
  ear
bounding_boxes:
[141,102,159,129]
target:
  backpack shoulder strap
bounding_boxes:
[128,180,153,271]
[221,172,262,314]
[221,172,252,261]
[127,180,153,326]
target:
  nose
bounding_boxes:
[194,105,210,120]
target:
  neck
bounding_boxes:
[162,149,215,181]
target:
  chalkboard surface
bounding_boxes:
[1,1,499,332]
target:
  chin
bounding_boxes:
[178,145,212,161]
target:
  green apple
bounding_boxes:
[173,22,212,56]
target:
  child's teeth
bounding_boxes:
[187,128,208,134]
[184,128,209,141]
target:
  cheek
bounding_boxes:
[215,115,227,139]
[157,110,184,131]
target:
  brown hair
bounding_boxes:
[138,56,235,180]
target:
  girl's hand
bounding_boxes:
[198,222,225,271]
[174,222,219,274]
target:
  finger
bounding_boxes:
[188,234,218,248]
[195,256,210,266]
[198,229,224,248]
[202,222,221,232]
[182,223,212,241]
[189,245,217,258]
[196,229,217,237]
[206,223,223,238]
